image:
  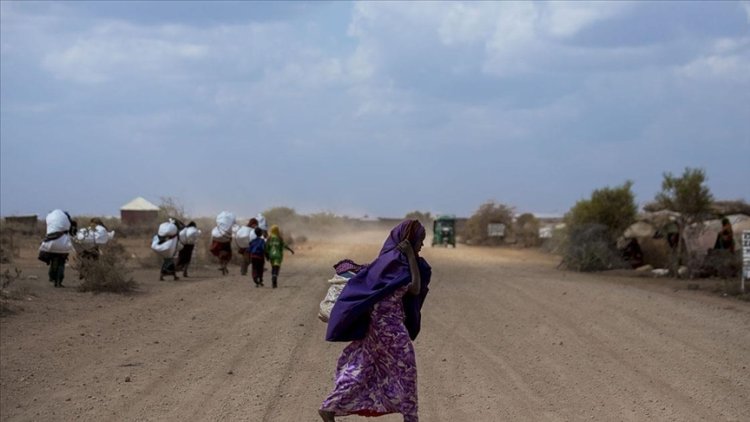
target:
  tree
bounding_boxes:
[405,211,433,228]
[465,201,514,245]
[566,181,637,240]
[562,181,637,271]
[263,207,298,225]
[653,167,714,274]
[654,168,713,221]
[158,197,187,222]
[515,213,540,247]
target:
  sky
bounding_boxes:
[1,1,748,219]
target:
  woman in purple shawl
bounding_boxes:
[319,220,431,422]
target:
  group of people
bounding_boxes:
[206,212,295,288]
[150,211,295,289]
[37,210,114,287]
[38,209,433,420]
[151,218,200,281]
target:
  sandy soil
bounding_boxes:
[1,229,749,421]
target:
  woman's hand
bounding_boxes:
[397,240,413,255]
[398,239,420,295]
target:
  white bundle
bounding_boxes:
[179,227,201,245]
[45,209,71,234]
[158,222,178,237]
[74,228,97,250]
[256,213,268,231]
[233,226,257,249]
[318,274,351,323]
[39,234,73,254]
[216,211,236,233]
[151,235,182,258]
[211,226,232,242]
[93,225,115,245]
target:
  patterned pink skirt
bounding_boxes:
[321,286,418,421]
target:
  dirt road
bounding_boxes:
[1,230,749,421]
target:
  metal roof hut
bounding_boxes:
[120,197,159,225]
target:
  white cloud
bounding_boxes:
[678,37,750,82]
[542,2,630,38]
[42,23,208,84]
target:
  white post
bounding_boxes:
[742,230,750,294]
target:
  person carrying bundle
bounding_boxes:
[38,209,78,288]
[177,221,201,277]
[210,211,236,276]
[151,221,183,281]
[234,218,259,276]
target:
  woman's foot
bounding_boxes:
[318,409,335,422]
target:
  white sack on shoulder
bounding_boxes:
[179,227,201,245]
[256,213,268,231]
[216,211,236,233]
[211,226,232,242]
[158,222,178,237]
[94,225,114,245]
[46,209,71,234]
[233,226,256,249]
[151,235,180,258]
[40,234,73,254]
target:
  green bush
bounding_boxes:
[563,181,637,271]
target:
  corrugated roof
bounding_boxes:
[120,197,160,211]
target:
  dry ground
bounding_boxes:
[1,229,749,421]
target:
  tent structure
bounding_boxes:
[120,197,159,225]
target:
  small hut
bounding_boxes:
[120,197,159,225]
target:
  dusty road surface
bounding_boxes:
[2,229,749,421]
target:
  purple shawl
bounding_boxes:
[325,220,432,342]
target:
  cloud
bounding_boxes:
[678,37,750,83]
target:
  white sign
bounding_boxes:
[488,223,506,237]
[743,230,750,280]
[741,230,750,294]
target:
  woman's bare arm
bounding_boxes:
[398,240,421,295]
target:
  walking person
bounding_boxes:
[248,227,266,287]
[151,221,182,281]
[210,211,235,276]
[319,220,431,422]
[177,221,201,277]
[38,209,78,288]
[235,218,259,276]
[264,225,295,289]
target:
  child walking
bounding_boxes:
[264,225,294,289]
[248,228,266,287]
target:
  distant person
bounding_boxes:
[211,211,236,276]
[79,218,114,260]
[151,221,182,281]
[264,225,295,289]
[256,213,269,238]
[714,218,735,253]
[318,220,431,422]
[38,210,77,288]
[248,227,266,287]
[237,218,259,276]
[177,221,201,277]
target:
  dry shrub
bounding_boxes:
[561,224,628,272]
[0,267,24,316]
[464,201,514,245]
[75,241,138,293]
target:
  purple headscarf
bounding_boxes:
[325,220,432,342]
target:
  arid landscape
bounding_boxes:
[1,228,748,421]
